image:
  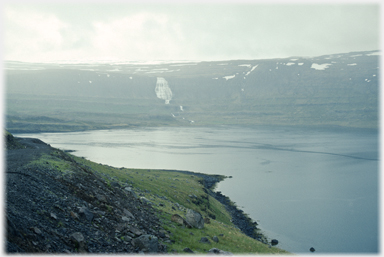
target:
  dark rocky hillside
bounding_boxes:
[6,132,287,254]
[5,50,379,132]
[6,133,168,253]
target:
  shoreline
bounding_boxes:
[6,134,285,254]
[159,169,270,245]
[8,122,378,135]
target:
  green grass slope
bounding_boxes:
[29,146,290,254]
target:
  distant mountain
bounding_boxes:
[5,50,379,132]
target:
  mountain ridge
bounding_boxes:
[5,50,379,132]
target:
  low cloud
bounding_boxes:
[4,4,380,62]
[89,12,186,61]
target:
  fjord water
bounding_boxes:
[16,126,378,254]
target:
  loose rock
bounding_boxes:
[186,209,204,229]
[171,214,192,228]
[140,197,152,205]
[130,227,143,236]
[96,194,108,203]
[200,237,211,244]
[132,235,158,253]
[123,208,135,219]
[78,206,94,222]
[32,227,42,235]
[183,247,194,253]
[208,248,233,255]
[70,232,86,252]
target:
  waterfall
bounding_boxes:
[155,77,173,104]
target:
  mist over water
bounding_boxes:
[15,126,379,254]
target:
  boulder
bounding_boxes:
[124,187,138,199]
[130,227,143,236]
[96,194,108,203]
[171,214,192,228]
[199,237,211,244]
[171,214,184,225]
[32,227,42,235]
[110,181,121,188]
[50,212,57,220]
[123,208,135,219]
[78,206,94,222]
[123,235,133,242]
[140,197,152,205]
[183,247,194,253]
[132,235,158,253]
[271,239,279,246]
[70,232,86,252]
[186,209,204,229]
[208,248,233,255]
[212,236,219,243]
[122,216,130,222]
[70,211,79,220]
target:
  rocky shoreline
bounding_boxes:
[6,133,277,253]
[159,169,269,244]
[6,136,170,253]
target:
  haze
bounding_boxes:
[4,2,380,63]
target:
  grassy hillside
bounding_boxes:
[66,156,289,254]
[6,132,290,254]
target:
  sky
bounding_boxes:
[2,1,381,63]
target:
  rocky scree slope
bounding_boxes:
[5,133,280,254]
[6,133,168,253]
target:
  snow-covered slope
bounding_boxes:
[5,50,379,129]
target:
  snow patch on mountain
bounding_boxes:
[155,77,173,104]
[223,75,236,80]
[311,63,332,70]
[245,65,258,76]
[170,63,198,66]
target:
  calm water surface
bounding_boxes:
[16,126,379,254]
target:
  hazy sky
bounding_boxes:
[3,2,381,63]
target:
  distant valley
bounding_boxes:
[5,50,379,132]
